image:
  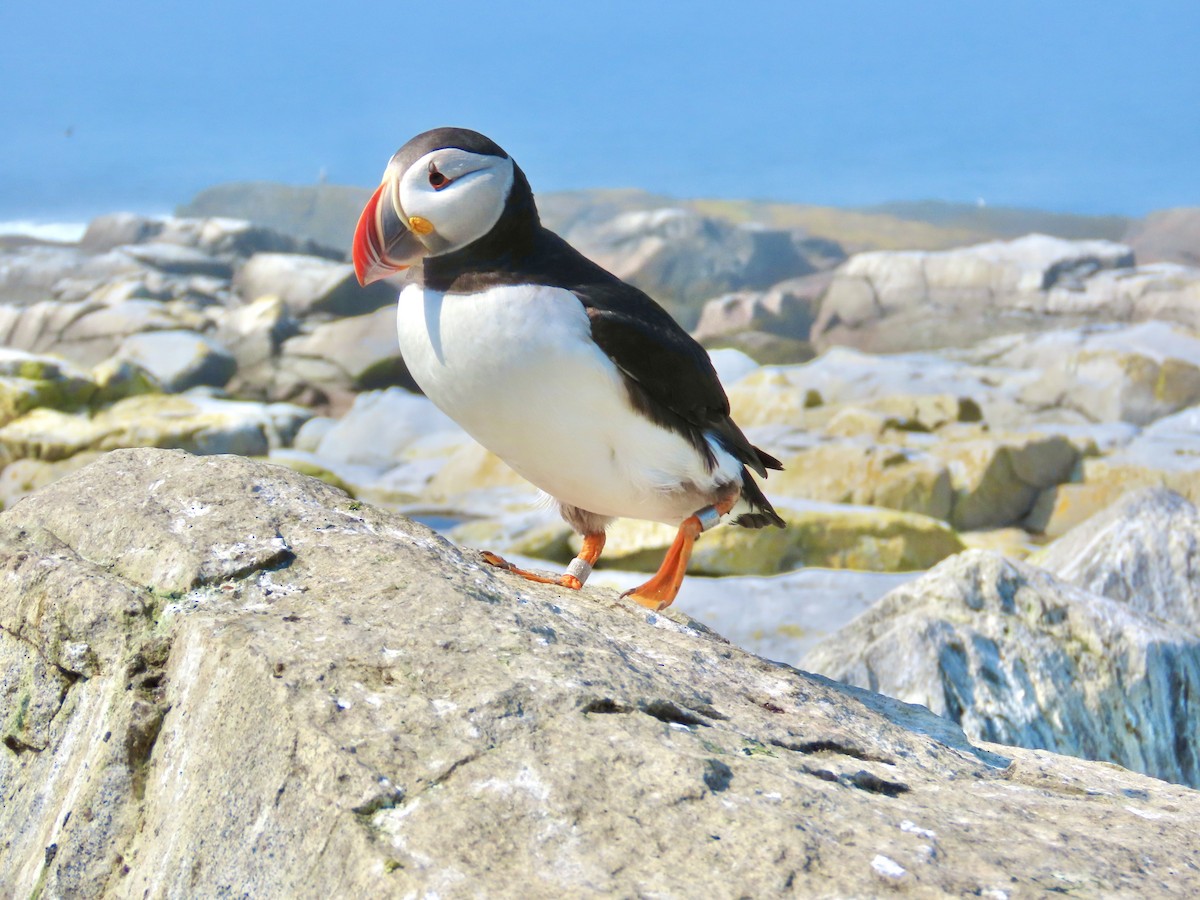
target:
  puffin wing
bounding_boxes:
[574,279,775,477]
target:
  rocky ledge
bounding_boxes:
[2,449,1199,897]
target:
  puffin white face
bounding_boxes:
[353,144,514,285]
[395,149,514,253]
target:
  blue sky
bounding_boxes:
[2,1,1198,220]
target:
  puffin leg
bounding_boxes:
[622,497,736,611]
[481,532,606,590]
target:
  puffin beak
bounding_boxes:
[352,180,429,285]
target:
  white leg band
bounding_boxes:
[565,557,593,585]
[696,506,723,532]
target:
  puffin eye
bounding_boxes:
[428,163,450,190]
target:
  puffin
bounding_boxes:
[352,127,784,610]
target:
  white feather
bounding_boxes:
[397,282,743,525]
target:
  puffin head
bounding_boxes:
[353,127,521,285]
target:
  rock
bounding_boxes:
[423,441,531,499]
[0,408,102,462]
[929,432,1081,531]
[1080,405,1200,504]
[726,346,1031,430]
[803,550,1200,788]
[562,207,836,324]
[291,415,336,452]
[309,388,461,468]
[449,510,576,563]
[156,216,343,260]
[595,566,921,667]
[234,252,395,318]
[691,271,833,342]
[0,349,97,425]
[177,181,373,253]
[0,451,105,510]
[213,295,300,396]
[80,213,342,261]
[121,242,233,278]
[958,527,1037,560]
[275,306,416,404]
[769,442,954,521]
[1043,263,1200,330]
[0,245,90,305]
[999,321,1200,425]
[267,389,472,505]
[4,449,1200,897]
[51,299,188,367]
[699,329,815,365]
[590,500,965,575]
[811,234,1168,353]
[1033,487,1200,632]
[0,393,311,463]
[1124,207,1200,267]
[115,329,237,393]
[79,213,165,252]
[89,357,162,405]
[1024,481,1133,538]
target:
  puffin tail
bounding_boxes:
[732,467,786,529]
[753,444,784,472]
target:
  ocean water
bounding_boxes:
[0,221,90,243]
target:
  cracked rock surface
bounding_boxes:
[3,448,1200,897]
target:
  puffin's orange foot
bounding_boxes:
[481,551,579,588]
[620,516,704,611]
[480,532,606,592]
[621,582,679,612]
[620,500,734,612]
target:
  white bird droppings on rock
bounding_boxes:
[900,819,937,839]
[871,855,906,878]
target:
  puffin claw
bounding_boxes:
[480,550,514,571]
[620,586,673,612]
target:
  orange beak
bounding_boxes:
[352,181,428,285]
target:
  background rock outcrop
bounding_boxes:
[3,450,1200,898]
[804,488,1200,789]
[811,234,1200,353]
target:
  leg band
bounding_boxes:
[695,505,723,532]
[565,557,593,586]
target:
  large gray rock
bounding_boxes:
[81,212,342,261]
[308,387,460,467]
[980,321,1200,426]
[810,234,1200,352]
[155,216,343,260]
[115,329,237,393]
[0,393,310,465]
[176,182,374,253]
[0,297,191,367]
[691,271,833,342]
[0,245,89,305]
[214,295,301,398]
[1035,487,1200,632]
[234,252,396,318]
[930,431,1081,531]
[562,207,841,324]
[1125,207,1200,267]
[1073,406,1200,511]
[79,213,165,252]
[803,550,1200,788]
[121,242,232,279]
[3,450,1200,897]
[273,305,415,406]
